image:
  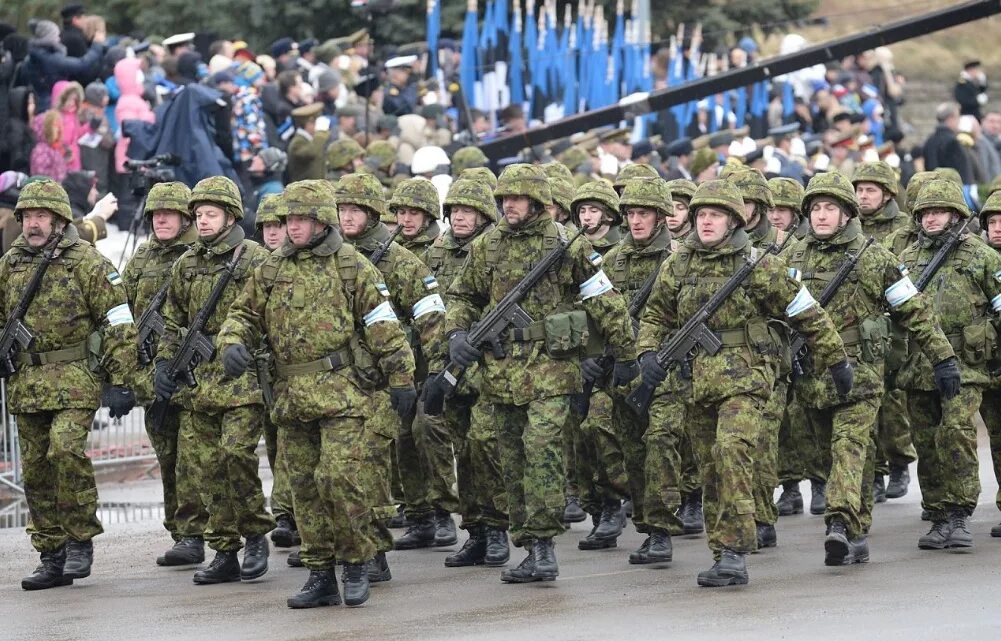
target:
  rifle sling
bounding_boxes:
[275,348,352,377]
[16,340,88,366]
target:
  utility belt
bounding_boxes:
[503,309,598,358]
[16,340,88,366]
[274,348,353,378]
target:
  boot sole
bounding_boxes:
[287,559,304,568]
[158,555,205,566]
[777,502,804,516]
[683,525,706,534]
[271,532,300,548]
[991,529,1001,538]
[824,537,850,566]
[563,514,588,523]
[944,539,974,549]
[241,565,269,581]
[918,540,948,550]
[344,592,370,606]
[697,573,748,587]
[578,539,618,550]
[444,557,486,567]
[885,488,908,499]
[644,552,673,563]
[433,537,459,547]
[21,576,74,590]
[393,540,435,550]
[287,595,341,608]
[501,573,543,583]
[530,572,557,581]
[809,506,826,515]
[62,568,90,580]
[193,574,242,584]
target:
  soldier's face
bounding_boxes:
[809,199,847,238]
[576,203,606,231]
[261,222,287,250]
[151,210,183,241]
[20,208,60,248]
[666,200,689,232]
[626,207,658,242]
[545,204,569,223]
[768,207,796,232]
[195,204,230,237]
[286,215,321,247]
[396,207,428,238]
[743,202,759,228]
[920,208,957,235]
[449,205,484,239]
[501,195,533,227]
[338,204,369,238]
[856,182,889,214]
[987,214,1001,246]
[695,207,735,247]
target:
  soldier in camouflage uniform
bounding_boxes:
[326,138,366,182]
[387,177,459,549]
[442,163,638,583]
[613,164,660,196]
[542,161,577,229]
[121,182,208,568]
[976,190,1001,539]
[665,178,696,239]
[2,180,137,590]
[637,179,847,586]
[897,178,1001,550]
[252,195,298,550]
[364,140,400,195]
[883,171,936,257]
[155,176,276,585]
[852,161,917,503]
[602,177,682,564]
[428,177,511,568]
[787,171,957,565]
[333,173,450,556]
[767,177,807,239]
[461,166,499,190]
[451,146,490,177]
[217,179,416,608]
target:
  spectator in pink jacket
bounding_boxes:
[30,109,69,181]
[40,80,88,172]
[113,56,154,172]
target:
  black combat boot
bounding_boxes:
[271,515,301,548]
[849,536,870,564]
[622,499,634,518]
[193,550,241,584]
[592,501,625,539]
[775,481,804,516]
[810,480,827,515]
[500,549,538,583]
[157,537,205,566]
[484,528,510,566]
[628,537,651,564]
[579,513,617,550]
[388,505,409,529]
[918,520,951,550]
[920,509,931,521]
[824,519,851,566]
[563,496,587,523]
[342,562,370,606]
[945,508,973,548]
[696,549,749,587]
[393,516,435,550]
[62,539,93,579]
[287,569,341,609]
[885,465,910,499]
[873,476,887,503]
[287,549,303,567]
[531,538,558,580]
[684,490,705,534]
[366,551,392,582]
[991,522,1001,538]
[21,547,73,591]
[646,531,673,563]
[444,528,486,566]
[756,523,777,549]
[433,509,458,547]
[241,534,269,580]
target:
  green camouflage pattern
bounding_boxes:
[452,146,490,175]
[979,188,1001,229]
[494,163,553,208]
[332,172,390,219]
[557,145,592,174]
[613,163,660,192]
[147,407,209,539]
[617,177,672,218]
[689,179,747,227]
[730,168,774,208]
[14,179,74,222]
[254,193,287,227]
[572,180,622,227]
[690,147,718,180]
[904,171,939,211]
[667,178,697,203]
[851,160,899,196]
[459,166,498,190]
[447,396,509,530]
[542,161,576,213]
[767,177,803,213]
[285,179,338,226]
[443,178,498,223]
[326,137,364,171]
[802,171,860,218]
[860,198,909,242]
[934,167,963,185]
[911,178,972,219]
[365,140,396,173]
[390,177,441,220]
[145,182,193,218]
[189,176,244,221]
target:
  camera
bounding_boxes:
[124,154,181,195]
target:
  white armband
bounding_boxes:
[106,303,134,326]
[884,276,919,309]
[992,293,1001,314]
[786,286,817,318]
[412,294,446,319]
[364,301,398,326]
[579,270,613,300]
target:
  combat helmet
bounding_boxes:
[558,146,592,174]
[542,161,575,213]
[613,163,660,195]
[666,178,697,204]
[690,147,718,179]
[617,178,672,220]
[979,188,1001,229]
[444,177,498,223]
[730,168,774,208]
[327,138,365,171]
[459,167,498,190]
[255,193,288,227]
[14,178,73,223]
[332,172,389,221]
[802,171,860,218]
[911,178,972,220]
[905,171,939,212]
[572,180,622,227]
[452,146,490,176]
[494,163,553,209]
[689,179,747,227]
[767,177,804,214]
[144,181,193,219]
[851,160,899,196]
[189,176,244,221]
[285,180,338,225]
[390,177,441,220]
[365,140,396,173]
[934,167,963,185]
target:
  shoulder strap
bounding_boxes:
[336,243,359,305]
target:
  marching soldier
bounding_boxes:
[976,190,1001,539]
[665,179,697,240]
[767,177,808,240]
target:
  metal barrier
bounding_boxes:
[0,381,22,493]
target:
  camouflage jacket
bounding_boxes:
[0,224,136,413]
[444,213,636,405]
[784,218,955,409]
[882,219,920,257]
[860,199,909,243]
[399,221,442,265]
[637,229,846,405]
[347,222,446,379]
[746,213,782,250]
[159,224,270,412]
[896,231,1001,390]
[586,225,623,257]
[217,229,414,423]
[426,226,492,300]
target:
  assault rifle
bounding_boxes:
[913,217,973,292]
[136,280,171,367]
[790,236,875,376]
[147,245,245,431]
[625,243,774,414]
[0,229,65,379]
[368,226,403,265]
[423,225,589,416]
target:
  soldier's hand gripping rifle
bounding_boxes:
[423,225,589,416]
[790,236,875,376]
[625,244,773,415]
[147,245,245,431]
[136,279,171,367]
[0,228,66,379]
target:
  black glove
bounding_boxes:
[580,357,607,384]
[933,356,961,400]
[612,359,640,387]
[106,386,136,419]
[421,374,446,416]
[639,352,668,387]
[222,344,253,378]
[153,360,178,399]
[390,385,418,418]
[448,330,481,368]
[829,359,854,396]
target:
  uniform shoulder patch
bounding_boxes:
[422,274,439,290]
[587,251,603,267]
[994,268,1001,283]
[106,270,123,286]
[898,263,910,277]
[376,282,390,297]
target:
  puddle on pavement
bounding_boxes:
[0,498,165,529]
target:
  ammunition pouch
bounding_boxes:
[542,310,590,359]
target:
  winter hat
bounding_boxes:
[84,81,108,105]
[315,69,341,94]
[28,20,62,50]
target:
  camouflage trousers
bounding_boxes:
[805,398,879,540]
[146,405,207,540]
[363,391,400,554]
[686,393,767,557]
[397,402,459,519]
[576,390,629,516]
[446,395,508,530]
[262,414,294,519]
[18,409,103,553]
[283,415,376,567]
[873,387,917,476]
[562,410,581,501]
[179,406,275,552]
[979,387,1001,513]
[909,386,982,519]
[641,394,686,534]
[777,393,824,484]
[493,396,569,547]
[678,432,701,497]
[752,379,786,527]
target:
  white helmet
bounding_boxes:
[411,145,450,176]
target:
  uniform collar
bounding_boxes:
[861,198,901,224]
[497,211,553,237]
[623,224,671,255]
[686,227,749,256]
[276,226,343,257]
[349,221,391,253]
[805,217,862,248]
[194,223,245,256]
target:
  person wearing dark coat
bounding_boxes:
[923,103,974,184]
[1,87,35,174]
[954,61,988,121]
[23,20,104,112]
[60,4,89,58]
